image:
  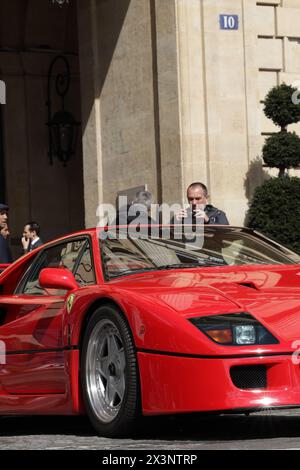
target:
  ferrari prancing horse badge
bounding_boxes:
[66,294,75,314]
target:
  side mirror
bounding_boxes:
[39,268,78,291]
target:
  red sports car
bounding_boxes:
[1,225,300,437]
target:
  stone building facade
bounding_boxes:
[1,0,300,257]
[78,0,300,228]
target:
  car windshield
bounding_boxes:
[99,226,300,279]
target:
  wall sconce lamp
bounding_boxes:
[46,55,80,166]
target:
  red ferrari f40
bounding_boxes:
[0,225,300,436]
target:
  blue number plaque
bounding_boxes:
[220,14,239,30]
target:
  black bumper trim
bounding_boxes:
[137,348,293,360]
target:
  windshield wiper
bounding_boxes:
[109,266,157,278]
[108,261,222,278]
[155,261,224,270]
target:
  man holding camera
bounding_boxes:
[173,182,229,225]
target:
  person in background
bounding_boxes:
[0,203,8,226]
[0,222,10,239]
[115,190,155,225]
[0,204,12,263]
[173,182,229,225]
[22,221,43,254]
[129,190,154,222]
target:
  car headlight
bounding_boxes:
[189,313,278,346]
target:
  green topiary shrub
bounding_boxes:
[247,177,300,254]
[264,83,300,129]
[262,131,300,177]
[247,83,300,254]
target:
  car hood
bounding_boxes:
[112,264,300,344]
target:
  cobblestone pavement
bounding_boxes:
[1,409,300,449]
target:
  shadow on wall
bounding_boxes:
[80,0,131,132]
[97,0,131,94]
[243,156,270,226]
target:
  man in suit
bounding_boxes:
[22,221,43,254]
[115,190,156,225]
[0,203,8,226]
[0,203,12,263]
[0,222,10,239]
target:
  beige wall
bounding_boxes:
[176,0,252,224]
[78,0,300,228]
[78,0,160,227]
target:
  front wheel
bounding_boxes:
[80,305,140,437]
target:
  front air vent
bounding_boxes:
[235,282,259,290]
[230,365,267,389]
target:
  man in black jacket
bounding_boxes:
[0,203,8,226]
[0,203,12,263]
[115,191,156,225]
[0,230,12,263]
[173,182,229,225]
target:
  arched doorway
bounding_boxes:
[0,0,84,259]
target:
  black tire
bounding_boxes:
[80,304,140,437]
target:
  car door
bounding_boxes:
[0,237,91,395]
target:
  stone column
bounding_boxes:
[78,0,162,227]
[77,0,104,228]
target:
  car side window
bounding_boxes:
[73,241,95,286]
[20,239,87,296]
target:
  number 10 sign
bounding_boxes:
[219,14,239,30]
